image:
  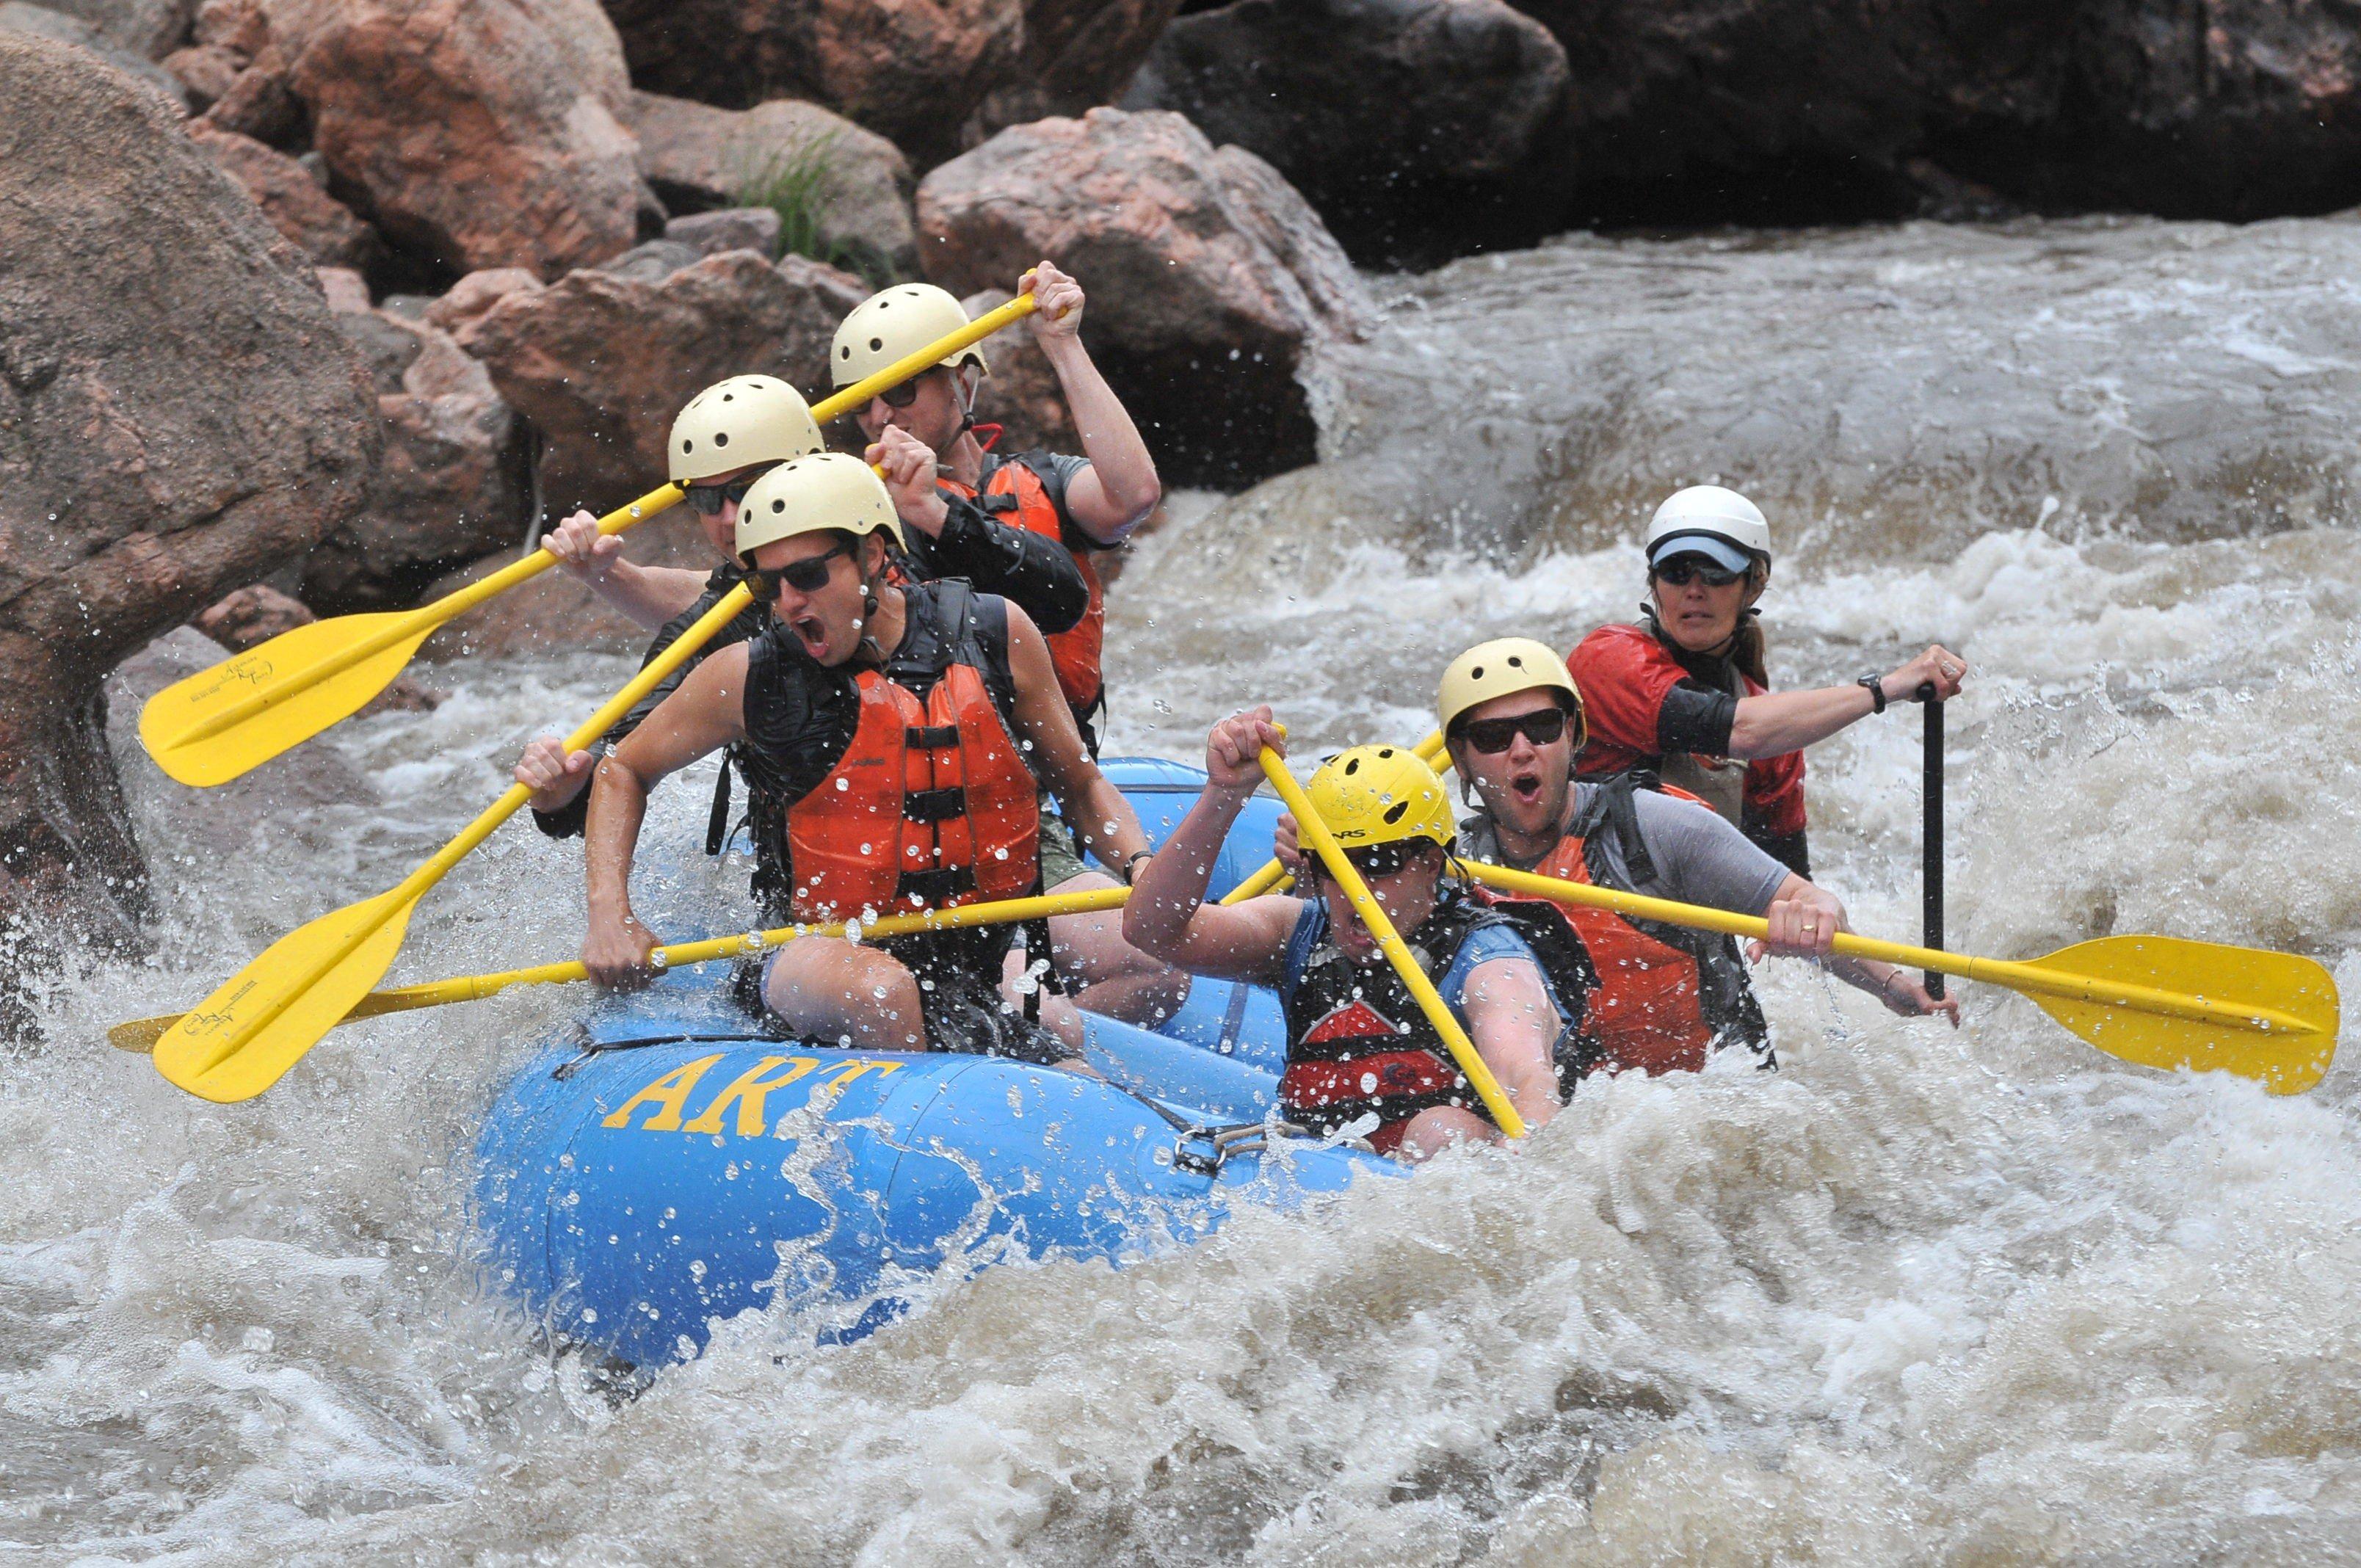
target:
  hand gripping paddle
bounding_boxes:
[150,582,755,1103]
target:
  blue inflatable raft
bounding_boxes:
[472,760,1360,1367]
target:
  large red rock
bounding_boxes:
[281,0,647,277]
[600,0,1022,168]
[971,0,1183,136]
[186,118,377,268]
[622,90,915,274]
[1123,0,1568,265]
[299,294,534,612]
[0,29,376,1007]
[917,107,1377,486]
[454,247,866,512]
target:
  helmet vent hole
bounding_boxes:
[681,438,693,452]
[770,498,785,513]
[1470,665,1484,679]
[714,432,728,446]
[1343,758,1360,776]
[1383,802,1408,825]
[869,337,883,352]
[722,393,733,402]
[1377,748,1393,758]
[839,346,850,359]
[1508,656,1523,667]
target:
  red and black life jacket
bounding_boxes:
[1481,776,1770,1078]
[1275,891,1587,1154]
[739,580,1040,927]
[940,454,1104,725]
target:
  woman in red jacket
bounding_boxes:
[1570,486,1966,876]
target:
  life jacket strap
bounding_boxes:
[902,785,968,824]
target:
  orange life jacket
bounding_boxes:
[943,456,1104,717]
[1489,779,1769,1078]
[764,587,1042,924]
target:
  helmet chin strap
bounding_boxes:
[853,556,889,662]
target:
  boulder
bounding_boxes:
[300,295,534,612]
[420,266,543,336]
[192,584,438,708]
[971,0,1183,136]
[40,0,193,57]
[916,107,1378,486]
[187,118,377,269]
[600,0,1022,168]
[623,90,914,275]
[593,237,706,284]
[197,38,296,142]
[960,288,1076,455]
[0,29,376,1005]
[162,39,236,104]
[665,206,781,259]
[1123,0,1569,264]
[0,1,189,107]
[454,248,866,512]
[283,0,648,278]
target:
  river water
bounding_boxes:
[12,214,2361,1562]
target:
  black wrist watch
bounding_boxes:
[1120,849,1153,885]
[1858,675,1889,714]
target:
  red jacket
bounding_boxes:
[1568,622,1808,868]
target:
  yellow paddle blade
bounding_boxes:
[139,612,434,787]
[2012,934,2340,1095]
[150,890,416,1103]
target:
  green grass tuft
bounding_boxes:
[731,134,895,289]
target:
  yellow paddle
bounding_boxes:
[1459,860,2340,1095]
[112,885,1128,1053]
[149,583,758,1103]
[139,294,1040,787]
[1256,738,1528,1137]
[1220,729,1448,905]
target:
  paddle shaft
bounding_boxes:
[174,584,759,1078]
[123,885,1130,1048]
[1458,860,2315,1038]
[1257,747,1528,1138]
[160,294,1038,755]
[1921,683,1944,999]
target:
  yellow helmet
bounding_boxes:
[1437,636,1586,749]
[667,375,824,484]
[831,283,989,389]
[733,451,906,560]
[1302,745,1457,852]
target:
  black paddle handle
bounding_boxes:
[1919,681,1944,998]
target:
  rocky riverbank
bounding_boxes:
[7,0,2361,1008]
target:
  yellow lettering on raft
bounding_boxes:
[681,1056,819,1137]
[600,1053,725,1131]
[817,1059,901,1092]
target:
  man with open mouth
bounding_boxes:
[573,454,1159,1065]
[1442,637,1959,1081]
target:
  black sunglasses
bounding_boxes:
[1455,706,1570,755]
[1309,841,1421,881]
[1652,555,1747,588]
[683,474,760,517]
[747,541,851,600]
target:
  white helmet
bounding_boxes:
[1645,485,1770,574]
[667,376,824,484]
[733,452,906,560]
[830,284,988,390]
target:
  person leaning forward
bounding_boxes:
[1438,637,1958,1080]
[579,454,1158,1065]
[833,265,1177,1026]
[1569,486,1967,876]
[516,372,1091,837]
[1124,716,1564,1162]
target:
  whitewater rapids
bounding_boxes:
[10,213,2361,1562]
